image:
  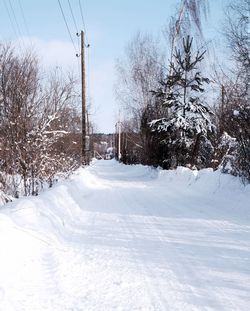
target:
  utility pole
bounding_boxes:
[78,30,90,165]
[118,121,121,161]
[80,30,86,165]
[115,122,120,160]
[115,123,118,159]
[86,110,90,164]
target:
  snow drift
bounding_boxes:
[0,160,249,311]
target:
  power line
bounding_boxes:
[3,0,26,51]
[77,1,90,90]
[3,0,19,38]
[67,0,81,53]
[78,0,89,46]
[8,0,23,39]
[87,44,91,101]
[18,0,31,38]
[57,0,78,54]
[78,0,90,100]
[67,0,78,34]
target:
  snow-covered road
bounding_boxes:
[0,160,250,310]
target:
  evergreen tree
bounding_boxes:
[151,36,215,168]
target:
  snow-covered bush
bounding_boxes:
[0,44,82,198]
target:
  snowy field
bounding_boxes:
[0,159,250,311]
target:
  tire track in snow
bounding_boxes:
[91,162,193,310]
[135,189,218,310]
[99,163,243,311]
[121,213,172,311]
[39,249,65,310]
[86,161,250,311]
[135,189,246,311]
[114,187,190,310]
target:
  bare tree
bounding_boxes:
[116,32,165,129]
[213,0,250,181]
[0,44,81,198]
[166,0,209,70]
[225,0,250,72]
[115,32,166,164]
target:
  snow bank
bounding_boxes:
[157,165,249,193]
[2,161,248,233]
[0,160,249,311]
[0,162,249,244]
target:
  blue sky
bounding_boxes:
[0,0,228,133]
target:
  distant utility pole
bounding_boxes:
[115,122,121,161]
[118,121,121,161]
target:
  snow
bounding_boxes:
[233,110,240,116]
[0,160,250,311]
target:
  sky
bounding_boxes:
[0,0,228,133]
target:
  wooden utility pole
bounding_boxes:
[86,110,90,164]
[118,121,121,161]
[81,30,86,165]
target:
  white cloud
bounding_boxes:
[15,37,79,72]
[13,37,116,133]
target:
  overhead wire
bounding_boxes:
[64,0,84,92]
[3,0,19,38]
[3,0,26,51]
[67,0,81,59]
[18,0,31,38]
[57,0,78,54]
[67,0,79,34]
[8,0,24,39]
[87,42,91,103]
[78,0,89,46]
[57,0,91,107]
[78,0,91,105]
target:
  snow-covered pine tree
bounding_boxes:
[151,36,215,169]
